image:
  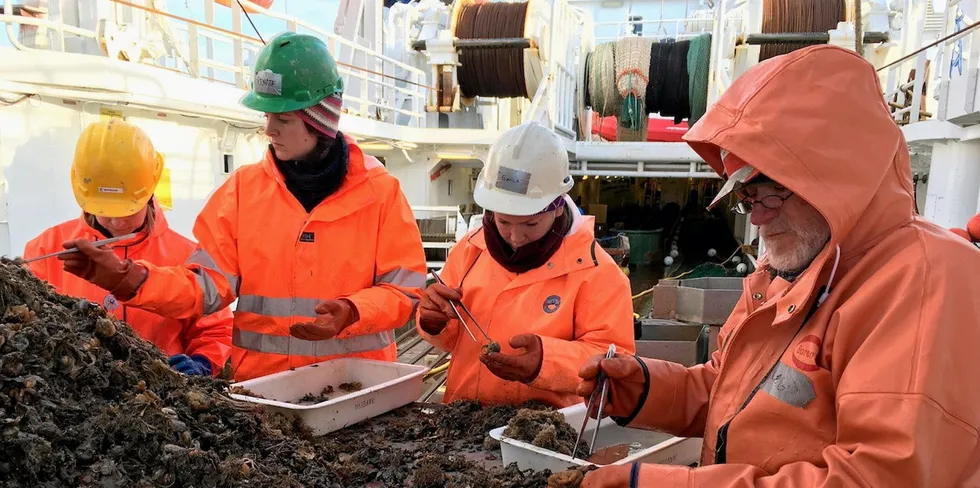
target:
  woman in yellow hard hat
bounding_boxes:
[55,32,427,382]
[24,118,234,376]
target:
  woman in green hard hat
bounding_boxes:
[58,31,428,381]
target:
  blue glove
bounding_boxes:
[168,354,213,376]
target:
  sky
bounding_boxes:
[165,0,340,40]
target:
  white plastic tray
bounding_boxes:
[228,357,428,436]
[488,403,703,473]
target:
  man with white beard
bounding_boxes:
[575,45,980,488]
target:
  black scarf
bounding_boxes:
[273,133,349,213]
[482,205,572,274]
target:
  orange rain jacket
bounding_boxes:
[418,200,636,408]
[24,203,234,373]
[120,141,427,381]
[613,45,980,487]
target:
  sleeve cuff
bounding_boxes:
[612,355,651,427]
[631,462,693,488]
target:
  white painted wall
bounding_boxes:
[0,96,266,257]
[924,139,980,228]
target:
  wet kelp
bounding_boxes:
[0,260,559,487]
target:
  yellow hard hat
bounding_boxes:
[71,119,164,218]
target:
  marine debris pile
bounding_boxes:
[0,259,571,487]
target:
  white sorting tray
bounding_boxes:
[228,357,428,436]
[488,403,702,473]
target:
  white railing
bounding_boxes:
[594,16,717,44]
[0,0,429,128]
[879,9,980,126]
[413,205,467,269]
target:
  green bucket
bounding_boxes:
[622,229,663,266]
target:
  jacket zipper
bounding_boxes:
[713,292,824,463]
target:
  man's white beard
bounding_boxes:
[763,213,831,275]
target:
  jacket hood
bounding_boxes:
[683,45,915,258]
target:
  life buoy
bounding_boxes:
[213,0,275,13]
[967,213,980,242]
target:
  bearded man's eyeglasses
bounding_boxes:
[731,193,794,215]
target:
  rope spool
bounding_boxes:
[454,1,531,98]
[760,0,846,61]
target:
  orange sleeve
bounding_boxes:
[180,305,234,375]
[338,178,427,337]
[629,252,980,487]
[527,258,637,395]
[125,176,241,320]
[615,343,722,438]
[414,236,473,352]
[22,233,55,284]
[614,294,746,436]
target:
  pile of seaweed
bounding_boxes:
[0,259,557,487]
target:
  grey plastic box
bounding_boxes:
[652,277,743,325]
[635,320,707,366]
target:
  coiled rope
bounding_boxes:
[687,33,711,126]
[760,0,846,61]
[588,42,620,117]
[615,37,652,141]
[455,2,530,98]
[584,34,712,139]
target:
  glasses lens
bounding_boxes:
[760,195,786,209]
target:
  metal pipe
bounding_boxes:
[742,32,889,45]
[412,38,532,51]
[879,19,980,71]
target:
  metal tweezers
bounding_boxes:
[430,270,491,345]
[572,343,617,460]
[21,232,140,264]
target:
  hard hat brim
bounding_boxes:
[473,184,564,217]
[78,194,151,218]
[240,91,318,114]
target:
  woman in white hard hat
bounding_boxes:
[417,121,636,407]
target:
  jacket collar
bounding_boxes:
[469,196,601,288]
[260,135,381,222]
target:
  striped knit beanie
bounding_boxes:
[295,94,342,139]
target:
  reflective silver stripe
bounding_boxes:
[192,270,225,315]
[232,327,392,356]
[374,268,427,289]
[236,295,320,318]
[186,248,240,295]
[376,268,424,319]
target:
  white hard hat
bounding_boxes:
[473,122,574,216]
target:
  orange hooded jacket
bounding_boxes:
[614,45,980,487]
[120,141,427,381]
[24,203,234,373]
[418,201,636,407]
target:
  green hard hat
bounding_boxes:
[240,32,344,114]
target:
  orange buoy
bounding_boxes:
[967,213,980,242]
[213,0,275,13]
[951,227,972,242]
